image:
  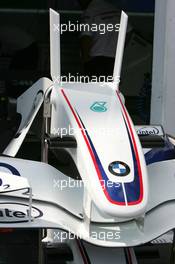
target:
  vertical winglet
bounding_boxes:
[113,11,128,88]
[50,8,61,83]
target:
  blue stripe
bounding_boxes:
[145,137,175,165]
[0,163,20,176]
[76,112,125,204]
[122,117,141,203]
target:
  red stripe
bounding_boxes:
[127,248,133,264]
[61,89,126,205]
[76,239,90,264]
[61,89,102,179]
[116,91,143,205]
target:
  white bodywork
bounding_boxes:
[0,8,174,264]
[3,77,53,157]
[50,83,148,218]
[0,153,174,247]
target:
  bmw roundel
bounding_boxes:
[108,161,130,176]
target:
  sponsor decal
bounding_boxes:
[0,163,20,176]
[108,161,130,176]
[90,102,107,112]
[137,126,160,136]
[0,203,43,223]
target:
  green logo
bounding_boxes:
[90,102,107,112]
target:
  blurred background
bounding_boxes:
[1,2,174,264]
[0,0,155,124]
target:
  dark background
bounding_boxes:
[0,3,173,264]
[0,0,154,122]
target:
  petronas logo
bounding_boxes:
[90,102,107,112]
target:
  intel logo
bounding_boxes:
[0,203,43,223]
[137,127,160,136]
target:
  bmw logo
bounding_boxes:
[108,161,130,176]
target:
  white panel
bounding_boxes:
[50,8,61,82]
[113,11,128,87]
